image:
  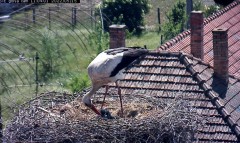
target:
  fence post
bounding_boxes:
[186,0,193,29]
[160,35,163,45]
[24,10,28,31]
[72,7,77,29]
[91,9,93,29]
[157,8,161,33]
[48,7,51,29]
[0,94,2,142]
[35,52,39,96]
[90,0,94,29]
[32,8,36,24]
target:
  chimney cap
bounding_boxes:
[109,24,126,29]
[191,11,203,14]
[212,28,228,33]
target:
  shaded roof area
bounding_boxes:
[158,0,240,78]
[95,51,240,142]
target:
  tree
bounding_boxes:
[162,0,186,42]
[101,0,150,35]
[214,0,234,6]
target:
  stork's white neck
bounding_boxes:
[82,86,98,106]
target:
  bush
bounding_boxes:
[67,73,90,93]
[204,5,221,17]
[193,0,221,18]
[39,30,63,82]
[101,0,150,35]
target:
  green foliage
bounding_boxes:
[88,26,109,54]
[39,29,63,82]
[67,73,90,93]
[204,5,221,17]
[161,0,222,43]
[193,0,204,11]
[162,0,186,42]
[194,0,221,14]
[101,0,151,35]
[126,31,160,49]
[193,0,221,18]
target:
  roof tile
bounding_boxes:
[96,51,240,142]
[158,1,240,79]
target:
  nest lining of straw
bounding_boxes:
[4,90,204,143]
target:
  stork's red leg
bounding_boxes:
[116,81,124,117]
[101,85,109,109]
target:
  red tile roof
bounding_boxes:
[94,51,240,142]
[158,0,240,78]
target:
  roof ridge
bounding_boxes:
[183,52,240,81]
[179,53,240,139]
[158,0,239,51]
[204,0,240,25]
[158,30,190,50]
[184,53,213,68]
[150,50,180,56]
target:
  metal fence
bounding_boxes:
[0,3,103,137]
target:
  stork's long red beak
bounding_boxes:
[90,104,101,115]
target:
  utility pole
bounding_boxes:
[35,52,39,96]
[157,8,161,33]
[186,0,193,29]
[0,95,2,142]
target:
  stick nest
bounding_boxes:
[4,90,205,143]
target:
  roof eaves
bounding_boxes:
[179,53,240,140]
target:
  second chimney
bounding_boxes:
[212,28,229,84]
[109,25,126,49]
[190,11,204,60]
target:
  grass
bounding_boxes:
[126,31,161,49]
[145,0,176,26]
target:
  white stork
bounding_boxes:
[82,47,148,117]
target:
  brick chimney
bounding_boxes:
[109,24,126,49]
[190,11,204,60]
[212,28,229,84]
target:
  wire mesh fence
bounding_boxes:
[0,3,104,137]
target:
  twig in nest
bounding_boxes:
[37,106,61,118]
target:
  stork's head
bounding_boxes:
[82,93,101,115]
[82,93,91,106]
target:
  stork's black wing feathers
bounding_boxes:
[104,47,145,55]
[110,48,148,77]
[104,47,129,55]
